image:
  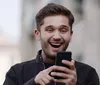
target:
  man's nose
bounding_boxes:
[53,31,61,40]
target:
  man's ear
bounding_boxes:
[34,29,40,40]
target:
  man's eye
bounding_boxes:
[60,28,68,33]
[46,28,53,32]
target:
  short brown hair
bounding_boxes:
[35,3,74,31]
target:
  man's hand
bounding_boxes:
[34,66,54,85]
[51,60,77,85]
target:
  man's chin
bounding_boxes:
[52,48,63,53]
[50,51,58,57]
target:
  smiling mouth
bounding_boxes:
[49,43,62,48]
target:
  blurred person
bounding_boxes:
[3,3,99,85]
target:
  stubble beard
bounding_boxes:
[41,36,70,63]
[42,42,70,64]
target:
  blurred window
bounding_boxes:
[50,0,61,4]
[73,0,83,15]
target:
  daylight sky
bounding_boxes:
[0,0,21,44]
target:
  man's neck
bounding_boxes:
[42,51,55,64]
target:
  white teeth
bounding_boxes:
[50,43,61,48]
[53,44,61,45]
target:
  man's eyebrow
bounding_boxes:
[60,25,69,28]
[45,25,69,29]
[45,25,54,28]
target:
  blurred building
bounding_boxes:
[0,0,21,84]
[0,34,21,85]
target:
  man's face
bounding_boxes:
[35,15,72,59]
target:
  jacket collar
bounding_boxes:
[36,50,43,63]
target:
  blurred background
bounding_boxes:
[0,0,100,84]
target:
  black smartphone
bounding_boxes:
[56,51,72,67]
[54,51,72,79]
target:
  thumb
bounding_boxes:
[45,66,55,73]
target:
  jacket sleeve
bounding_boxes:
[3,67,19,85]
[3,67,37,85]
[86,68,100,85]
[23,78,37,85]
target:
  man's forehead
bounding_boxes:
[41,15,70,28]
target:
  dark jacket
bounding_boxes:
[3,50,100,85]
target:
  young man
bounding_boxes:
[3,3,99,85]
